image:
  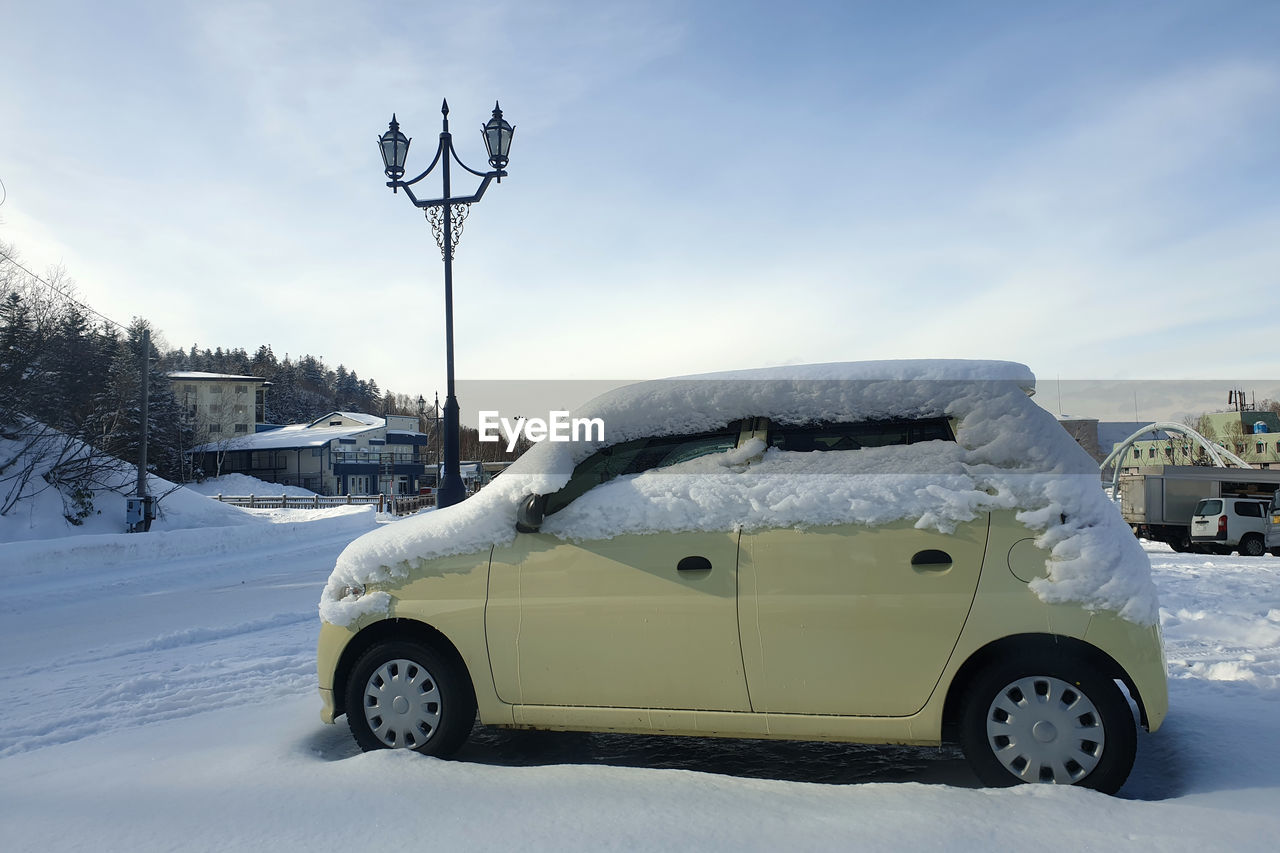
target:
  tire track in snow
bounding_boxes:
[4,611,315,677]
[0,625,319,757]
[0,528,366,614]
[0,515,373,757]
[0,655,316,757]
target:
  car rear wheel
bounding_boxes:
[1240,533,1265,557]
[345,640,475,756]
[958,655,1136,794]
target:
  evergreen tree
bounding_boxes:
[49,308,97,430]
[0,291,33,420]
[251,344,276,376]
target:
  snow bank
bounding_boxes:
[322,360,1157,626]
[0,425,260,544]
[182,474,318,498]
[1,504,377,582]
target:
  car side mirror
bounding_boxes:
[516,493,546,533]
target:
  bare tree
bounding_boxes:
[0,246,174,524]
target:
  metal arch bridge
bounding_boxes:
[1100,421,1252,492]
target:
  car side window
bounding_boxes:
[1235,502,1263,518]
[766,417,954,452]
[544,423,742,516]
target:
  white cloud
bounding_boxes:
[2,4,1278,399]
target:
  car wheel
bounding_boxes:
[345,640,476,756]
[958,655,1136,794]
[1169,531,1192,553]
[1240,534,1265,557]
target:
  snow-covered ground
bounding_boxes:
[1,518,1278,850]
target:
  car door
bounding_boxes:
[735,418,988,717]
[485,424,753,712]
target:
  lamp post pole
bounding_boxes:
[438,105,462,507]
[378,100,513,508]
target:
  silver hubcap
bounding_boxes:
[362,658,442,749]
[985,675,1105,784]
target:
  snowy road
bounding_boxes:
[2,512,1280,850]
[0,510,374,758]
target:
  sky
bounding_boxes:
[1,0,1278,422]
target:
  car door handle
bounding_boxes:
[911,549,953,572]
[677,556,713,572]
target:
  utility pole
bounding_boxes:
[137,328,150,499]
[127,328,154,532]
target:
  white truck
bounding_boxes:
[1118,465,1280,552]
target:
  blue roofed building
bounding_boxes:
[189,411,431,496]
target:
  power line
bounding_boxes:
[0,247,128,333]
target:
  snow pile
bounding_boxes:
[182,474,318,498]
[0,425,262,544]
[1,504,376,583]
[140,480,266,531]
[322,360,1157,626]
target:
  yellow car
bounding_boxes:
[317,361,1166,794]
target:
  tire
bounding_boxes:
[1240,534,1265,557]
[958,654,1136,794]
[1169,531,1192,553]
[345,640,476,757]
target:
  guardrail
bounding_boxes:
[212,493,436,515]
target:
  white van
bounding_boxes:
[1190,497,1271,555]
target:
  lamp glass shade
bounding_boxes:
[483,105,514,170]
[379,118,410,179]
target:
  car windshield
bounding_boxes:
[1195,499,1223,516]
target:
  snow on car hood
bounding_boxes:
[320,359,1158,627]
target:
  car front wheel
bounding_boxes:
[345,640,475,756]
[958,655,1136,794]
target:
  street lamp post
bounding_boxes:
[378,99,514,508]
